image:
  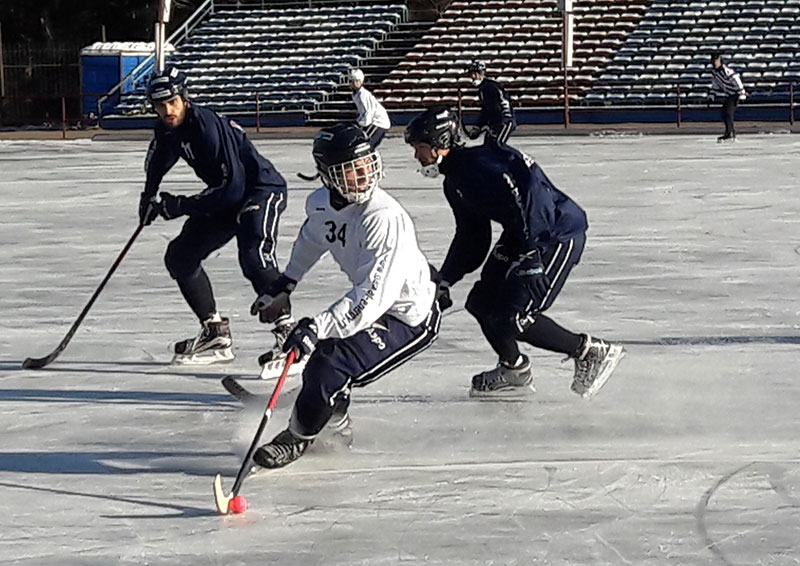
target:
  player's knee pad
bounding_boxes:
[164,241,201,280]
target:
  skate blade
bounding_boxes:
[259,356,306,380]
[469,382,536,399]
[172,347,234,366]
[581,346,626,400]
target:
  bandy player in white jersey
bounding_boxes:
[249,122,442,469]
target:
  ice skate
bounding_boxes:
[569,335,625,399]
[258,320,308,379]
[253,429,312,469]
[470,355,534,398]
[172,316,233,365]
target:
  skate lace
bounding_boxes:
[272,324,293,349]
[268,441,296,460]
[266,433,307,461]
[480,365,508,388]
[575,358,592,381]
[573,342,609,386]
[201,320,229,341]
[190,324,214,349]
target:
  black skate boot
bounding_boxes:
[253,429,312,469]
[172,316,233,365]
[258,319,306,379]
[470,355,534,398]
[569,335,625,399]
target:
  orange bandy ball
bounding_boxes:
[230,495,248,514]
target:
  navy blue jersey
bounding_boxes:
[144,104,286,216]
[476,78,515,130]
[438,141,588,285]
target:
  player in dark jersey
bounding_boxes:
[465,60,516,145]
[406,106,625,399]
[139,68,289,366]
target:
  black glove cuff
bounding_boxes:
[269,274,297,296]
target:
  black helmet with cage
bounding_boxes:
[312,122,383,204]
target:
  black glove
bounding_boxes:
[138,192,160,226]
[436,281,453,311]
[506,250,551,307]
[159,192,186,220]
[282,317,318,361]
[466,126,484,140]
[250,274,297,324]
[428,264,453,311]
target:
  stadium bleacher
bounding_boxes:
[374,0,651,110]
[585,0,800,106]
[98,0,800,126]
[109,3,407,117]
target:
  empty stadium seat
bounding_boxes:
[106,3,407,117]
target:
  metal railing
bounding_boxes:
[448,80,800,128]
[96,0,214,117]
[0,94,91,138]
[562,81,799,128]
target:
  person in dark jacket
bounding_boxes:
[405,106,625,399]
[710,53,747,142]
[465,60,516,144]
[139,67,290,366]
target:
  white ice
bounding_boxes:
[1,133,799,565]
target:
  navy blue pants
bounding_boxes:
[465,232,586,363]
[291,300,442,438]
[485,121,516,145]
[721,94,739,137]
[164,192,286,320]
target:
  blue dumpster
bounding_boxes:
[80,42,171,116]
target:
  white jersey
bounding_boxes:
[352,87,391,130]
[283,187,435,340]
[711,64,746,97]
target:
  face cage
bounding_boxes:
[320,152,383,204]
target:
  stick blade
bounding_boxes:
[22,355,52,370]
[222,375,260,405]
[213,473,232,515]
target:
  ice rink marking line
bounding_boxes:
[278,458,800,478]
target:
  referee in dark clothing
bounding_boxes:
[710,53,747,142]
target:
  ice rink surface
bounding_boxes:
[1,132,799,565]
